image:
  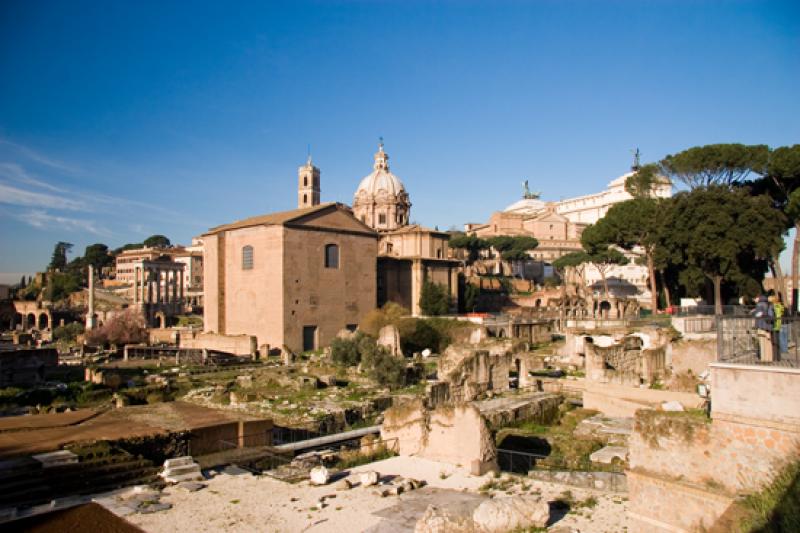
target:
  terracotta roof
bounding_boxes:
[204,203,376,236]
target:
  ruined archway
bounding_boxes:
[155,311,166,329]
[12,313,22,330]
[26,313,36,330]
[38,313,49,330]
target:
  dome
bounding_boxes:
[354,144,407,198]
[352,141,411,231]
[503,197,546,215]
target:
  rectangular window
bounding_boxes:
[303,326,318,352]
[325,244,339,269]
[379,213,386,225]
[242,246,254,270]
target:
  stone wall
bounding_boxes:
[438,343,513,402]
[668,338,717,376]
[711,363,800,427]
[380,399,497,474]
[528,470,628,493]
[188,418,273,455]
[627,470,734,533]
[180,331,257,357]
[627,364,800,532]
[585,334,666,387]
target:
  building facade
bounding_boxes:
[353,143,460,315]
[465,166,672,305]
[203,203,377,353]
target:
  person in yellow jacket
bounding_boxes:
[770,295,786,359]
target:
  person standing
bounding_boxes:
[772,295,787,358]
[753,295,774,362]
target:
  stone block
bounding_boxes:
[472,496,549,532]
[309,466,330,485]
[360,470,379,486]
[377,325,402,357]
[589,445,628,464]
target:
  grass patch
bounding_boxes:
[333,445,396,470]
[737,461,800,532]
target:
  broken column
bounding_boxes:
[377,324,403,357]
[85,265,97,330]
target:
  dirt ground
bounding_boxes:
[7,502,145,533]
[125,456,629,533]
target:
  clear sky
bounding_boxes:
[1,0,798,281]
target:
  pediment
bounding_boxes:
[289,206,376,235]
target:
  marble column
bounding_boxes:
[133,266,139,305]
[179,268,184,307]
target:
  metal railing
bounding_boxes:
[716,315,800,367]
[496,448,625,474]
[496,448,547,474]
[670,304,754,317]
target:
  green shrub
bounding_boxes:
[740,460,800,532]
[369,350,406,388]
[399,318,442,355]
[330,335,361,366]
[419,281,451,316]
[53,322,84,342]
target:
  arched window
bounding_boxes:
[304,176,308,186]
[325,244,339,269]
[242,246,254,270]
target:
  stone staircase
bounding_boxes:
[0,451,162,513]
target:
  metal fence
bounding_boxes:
[496,448,547,474]
[716,315,800,367]
[672,305,755,317]
[496,448,625,474]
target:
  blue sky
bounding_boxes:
[1,0,798,281]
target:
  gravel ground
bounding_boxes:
[124,456,630,533]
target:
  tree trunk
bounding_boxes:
[793,223,800,315]
[713,275,723,316]
[660,270,672,308]
[647,252,658,313]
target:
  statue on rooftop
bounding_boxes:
[521,179,541,200]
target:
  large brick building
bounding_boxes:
[202,203,377,353]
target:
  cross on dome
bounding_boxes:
[374,138,390,171]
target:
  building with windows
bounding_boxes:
[353,142,460,315]
[464,164,672,305]
[202,202,377,353]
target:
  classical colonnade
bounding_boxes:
[132,260,185,307]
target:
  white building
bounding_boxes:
[469,164,672,306]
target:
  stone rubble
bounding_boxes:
[160,456,203,484]
[309,466,330,485]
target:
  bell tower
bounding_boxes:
[298,155,320,209]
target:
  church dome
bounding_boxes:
[354,143,407,197]
[352,141,411,231]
